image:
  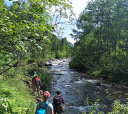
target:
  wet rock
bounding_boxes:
[64,106,92,114]
[48,58,128,114]
[56,73,63,75]
[95,82,101,86]
[112,83,116,86]
[44,63,52,66]
[75,79,80,81]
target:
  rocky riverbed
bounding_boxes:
[46,59,128,114]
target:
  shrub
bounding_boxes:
[108,101,128,114]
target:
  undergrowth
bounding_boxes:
[0,75,36,114]
[0,62,53,114]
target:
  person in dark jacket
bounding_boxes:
[53,90,64,114]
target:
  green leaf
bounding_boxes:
[26,25,30,29]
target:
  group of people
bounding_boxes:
[32,71,65,114]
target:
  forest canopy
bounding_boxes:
[0,0,73,74]
[70,0,128,85]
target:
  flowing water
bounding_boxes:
[47,59,128,114]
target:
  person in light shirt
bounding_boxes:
[36,91,53,114]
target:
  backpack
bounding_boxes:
[32,76,36,82]
[35,102,49,114]
[35,77,41,86]
[53,96,62,105]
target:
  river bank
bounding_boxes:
[46,58,128,113]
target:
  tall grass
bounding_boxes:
[0,75,36,114]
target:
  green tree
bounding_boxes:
[70,0,128,85]
[0,0,73,74]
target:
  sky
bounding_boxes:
[62,0,91,44]
[4,0,91,44]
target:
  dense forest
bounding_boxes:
[70,0,128,85]
[0,0,72,113]
[0,0,73,75]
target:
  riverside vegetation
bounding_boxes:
[1,0,128,113]
[0,0,73,113]
[69,0,128,113]
[70,0,128,86]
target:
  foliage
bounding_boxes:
[89,100,104,114]
[91,70,102,78]
[108,101,128,114]
[90,100,128,114]
[70,0,128,85]
[82,99,128,114]
[0,75,36,114]
[0,0,73,113]
[0,0,73,75]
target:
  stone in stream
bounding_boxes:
[64,106,92,114]
[44,63,52,66]
[95,82,101,86]
[56,73,63,75]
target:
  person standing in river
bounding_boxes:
[53,90,65,114]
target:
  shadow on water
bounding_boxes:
[46,59,128,114]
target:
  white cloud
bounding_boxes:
[45,0,91,44]
[67,37,76,44]
[61,0,91,44]
[71,0,89,19]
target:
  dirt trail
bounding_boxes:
[22,77,43,103]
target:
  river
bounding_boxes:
[46,59,128,114]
